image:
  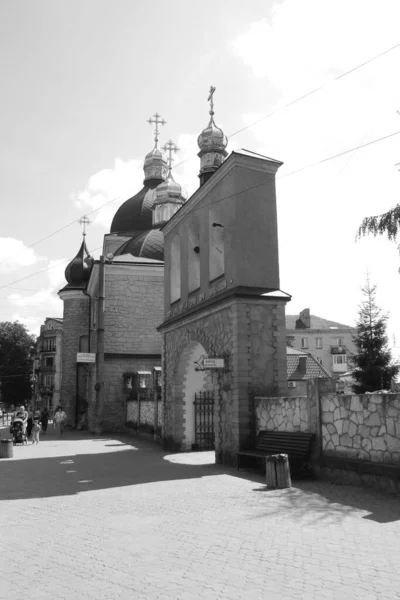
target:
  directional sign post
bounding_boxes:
[203,358,225,369]
[76,352,96,363]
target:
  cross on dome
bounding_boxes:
[208,86,216,116]
[162,140,179,172]
[78,215,91,237]
[147,112,166,147]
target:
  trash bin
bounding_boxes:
[0,439,14,459]
[266,453,291,489]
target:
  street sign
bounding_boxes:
[30,374,37,382]
[203,358,224,369]
[76,352,96,363]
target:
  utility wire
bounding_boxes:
[172,40,400,170]
[0,246,102,292]
[1,40,399,269]
[0,126,399,293]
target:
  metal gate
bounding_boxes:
[193,391,215,450]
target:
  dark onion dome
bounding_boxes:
[64,238,93,289]
[110,187,159,234]
[114,229,164,261]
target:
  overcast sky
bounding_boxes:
[1,0,400,354]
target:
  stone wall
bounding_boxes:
[162,296,289,464]
[87,356,161,431]
[105,271,164,354]
[255,396,310,434]
[126,398,163,430]
[321,393,400,464]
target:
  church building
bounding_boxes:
[58,115,186,430]
[58,88,291,461]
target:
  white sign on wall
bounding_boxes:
[76,352,96,363]
[203,358,224,369]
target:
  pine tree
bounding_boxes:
[350,280,399,393]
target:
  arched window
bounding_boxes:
[188,221,200,293]
[170,234,181,303]
[209,210,224,281]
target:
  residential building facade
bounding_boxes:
[286,308,357,379]
[33,317,63,410]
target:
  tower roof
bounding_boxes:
[197,86,228,154]
[63,238,92,290]
[114,229,164,261]
[110,113,168,234]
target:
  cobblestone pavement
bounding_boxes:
[1,426,400,600]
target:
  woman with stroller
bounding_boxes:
[17,405,28,435]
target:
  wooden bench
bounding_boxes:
[237,430,315,476]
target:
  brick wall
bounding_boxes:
[105,271,164,354]
[59,293,89,426]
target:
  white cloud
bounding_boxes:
[233,0,400,96]
[10,314,43,337]
[0,237,43,273]
[74,157,144,229]
[47,258,69,289]
[8,289,62,313]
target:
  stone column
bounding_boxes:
[58,289,90,427]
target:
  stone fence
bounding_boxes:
[321,393,400,464]
[126,397,163,435]
[255,383,400,493]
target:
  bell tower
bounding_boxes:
[197,86,228,186]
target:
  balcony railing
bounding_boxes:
[331,345,347,355]
[40,365,56,373]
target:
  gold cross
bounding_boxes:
[208,86,216,114]
[147,112,166,146]
[78,215,91,236]
[162,140,179,171]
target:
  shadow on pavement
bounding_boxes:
[0,429,220,502]
[248,477,400,524]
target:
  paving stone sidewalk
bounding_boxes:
[1,426,400,600]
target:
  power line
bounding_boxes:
[0,126,399,293]
[0,198,122,269]
[172,40,400,170]
[0,246,102,292]
[1,41,399,271]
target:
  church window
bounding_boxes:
[188,221,200,293]
[170,234,181,303]
[209,209,224,281]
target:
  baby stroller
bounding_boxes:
[11,418,28,445]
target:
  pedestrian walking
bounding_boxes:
[40,408,49,434]
[18,405,28,435]
[31,419,41,444]
[26,407,33,438]
[54,406,66,438]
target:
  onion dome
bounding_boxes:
[110,187,158,233]
[152,140,187,226]
[64,238,92,289]
[143,112,168,185]
[143,146,168,184]
[110,112,168,234]
[114,229,164,261]
[197,86,228,186]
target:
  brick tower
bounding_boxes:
[58,238,92,426]
[158,87,291,464]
